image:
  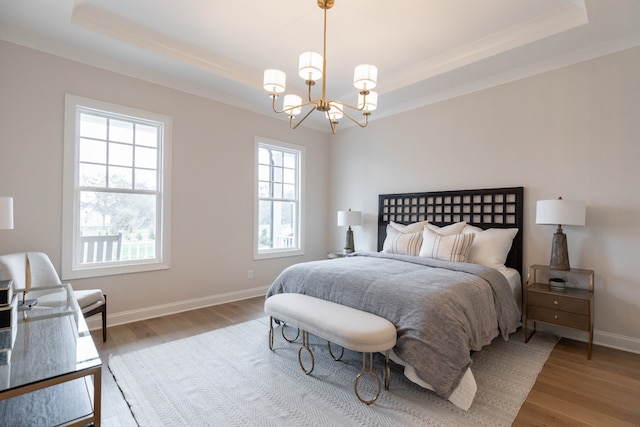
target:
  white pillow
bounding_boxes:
[419,227,475,263]
[382,225,422,256]
[463,226,518,270]
[462,224,483,234]
[389,220,430,234]
[390,221,466,235]
[426,221,467,236]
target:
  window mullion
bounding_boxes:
[255,139,303,258]
[64,94,171,279]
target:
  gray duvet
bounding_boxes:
[265,251,521,399]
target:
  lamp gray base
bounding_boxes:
[549,229,570,271]
[344,227,354,253]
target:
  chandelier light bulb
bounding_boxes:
[326,103,344,122]
[358,91,378,111]
[298,52,323,82]
[283,94,303,117]
[263,69,286,94]
[354,64,377,90]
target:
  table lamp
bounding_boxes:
[337,209,362,253]
[536,197,586,271]
[0,197,36,309]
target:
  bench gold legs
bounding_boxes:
[353,350,390,405]
[383,350,391,391]
[328,341,344,360]
[282,323,300,343]
[355,352,382,405]
[269,317,299,351]
[298,330,315,374]
[269,317,274,350]
[268,317,390,405]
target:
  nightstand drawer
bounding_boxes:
[527,305,590,330]
[527,292,589,315]
[524,265,595,359]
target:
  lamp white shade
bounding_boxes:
[326,103,343,122]
[337,209,362,227]
[0,197,13,230]
[283,94,302,116]
[357,90,378,111]
[263,69,286,94]
[353,64,377,90]
[536,199,586,226]
[298,52,323,81]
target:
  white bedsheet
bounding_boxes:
[390,350,478,410]
[502,267,523,312]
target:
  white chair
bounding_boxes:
[0,252,107,342]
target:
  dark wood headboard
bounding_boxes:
[378,187,524,277]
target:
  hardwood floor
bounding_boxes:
[513,338,640,426]
[90,296,640,426]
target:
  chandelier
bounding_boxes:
[263,0,378,134]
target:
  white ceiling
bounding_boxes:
[2,0,640,132]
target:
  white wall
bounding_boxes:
[329,46,640,353]
[0,41,330,326]
[2,39,639,353]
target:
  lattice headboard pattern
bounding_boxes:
[377,187,524,276]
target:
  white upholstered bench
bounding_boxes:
[264,293,397,404]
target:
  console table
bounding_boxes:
[0,284,102,426]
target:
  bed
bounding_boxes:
[265,187,524,410]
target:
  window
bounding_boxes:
[254,138,304,259]
[62,95,171,279]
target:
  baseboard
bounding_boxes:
[536,324,640,355]
[85,285,270,331]
[87,292,640,356]
[594,330,640,354]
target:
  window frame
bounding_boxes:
[62,94,172,279]
[254,137,305,260]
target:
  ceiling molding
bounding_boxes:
[383,1,589,94]
[71,3,262,90]
[3,0,640,133]
[371,29,640,124]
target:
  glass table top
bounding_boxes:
[0,283,101,392]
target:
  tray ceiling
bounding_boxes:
[2,0,640,132]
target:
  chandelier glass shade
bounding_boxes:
[263,0,378,134]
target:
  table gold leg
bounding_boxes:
[93,366,101,426]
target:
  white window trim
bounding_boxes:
[253,137,305,260]
[61,94,172,280]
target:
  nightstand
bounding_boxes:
[524,264,594,359]
[328,250,349,259]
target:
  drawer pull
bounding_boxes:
[554,315,559,319]
[553,300,559,305]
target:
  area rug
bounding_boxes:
[109,317,557,426]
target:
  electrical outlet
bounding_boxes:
[248,270,253,280]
